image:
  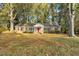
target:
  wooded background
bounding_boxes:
[0,3,79,37]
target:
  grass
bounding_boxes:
[0,33,79,56]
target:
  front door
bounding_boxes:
[37,27,41,33]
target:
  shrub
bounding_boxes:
[50,30,59,33]
[0,26,7,33]
[44,29,48,33]
[23,30,33,33]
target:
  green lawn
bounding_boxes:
[0,33,79,56]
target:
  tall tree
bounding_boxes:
[0,3,17,31]
[68,3,75,37]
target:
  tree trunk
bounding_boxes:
[10,20,14,32]
[68,3,75,37]
[10,4,14,32]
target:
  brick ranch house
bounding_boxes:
[14,23,61,33]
